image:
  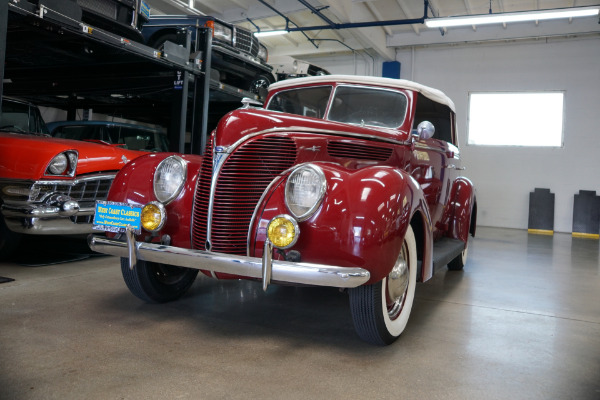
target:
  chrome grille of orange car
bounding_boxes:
[34,177,113,204]
[327,141,393,161]
[192,136,297,255]
[234,27,259,57]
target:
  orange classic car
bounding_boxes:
[0,126,150,259]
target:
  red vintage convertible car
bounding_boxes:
[89,75,477,345]
[0,98,150,258]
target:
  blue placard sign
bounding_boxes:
[93,201,142,234]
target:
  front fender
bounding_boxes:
[250,163,430,284]
[106,152,203,248]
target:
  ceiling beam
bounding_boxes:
[318,0,396,60]
[395,0,421,35]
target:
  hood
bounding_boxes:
[214,109,410,149]
[0,132,145,180]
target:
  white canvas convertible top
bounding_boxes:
[268,74,456,112]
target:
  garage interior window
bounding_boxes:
[467,92,565,147]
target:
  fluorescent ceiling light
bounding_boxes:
[254,30,288,37]
[425,6,600,28]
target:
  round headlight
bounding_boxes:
[141,201,166,232]
[48,153,68,175]
[285,164,326,221]
[267,215,299,249]
[153,156,187,204]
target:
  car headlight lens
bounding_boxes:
[285,164,326,221]
[213,22,232,43]
[141,201,165,232]
[258,44,268,62]
[267,215,299,249]
[48,154,68,175]
[153,155,187,204]
[46,151,78,176]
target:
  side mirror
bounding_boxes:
[417,121,435,140]
[241,97,263,109]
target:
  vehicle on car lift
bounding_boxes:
[89,75,477,345]
[141,14,275,95]
[19,0,150,41]
[270,55,331,81]
[0,98,159,259]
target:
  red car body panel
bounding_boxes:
[0,132,143,180]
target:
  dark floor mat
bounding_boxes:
[0,276,15,284]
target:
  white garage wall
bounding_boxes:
[305,36,600,232]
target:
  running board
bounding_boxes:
[417,237,466,279]
[432,238,465,271]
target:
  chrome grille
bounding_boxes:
[327,141,393,161]
[192,136,297,254]
[234,27,259,57]
[34,177,113,203]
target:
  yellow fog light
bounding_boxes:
[267,215,300,249]
[141,201,166,232]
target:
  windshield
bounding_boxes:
[328,86,408,128]
[267,84,408,129]
[266,86,332,118]
[0,99,49,134]
[51,124,169,152]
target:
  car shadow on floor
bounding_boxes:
[99,267,466,351]
[9,234,101,266]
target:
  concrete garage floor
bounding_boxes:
[0,227,599,400]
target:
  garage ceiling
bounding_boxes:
[145,0,600,60]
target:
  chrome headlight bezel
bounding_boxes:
[284,164,327,221]
[153,155,187,204]
[45,150,78,177]
[267,214,300,249]
[141,201,166,233]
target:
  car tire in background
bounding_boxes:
[120,258,199,303]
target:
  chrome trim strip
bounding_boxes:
[205,145,231,249]
[89,235,370,288]
[0,173,116,188]
[246,175,285,256]
[4,217,96,235]
[414,142,447,154]
[1,205,95,218]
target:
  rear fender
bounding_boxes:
[447,177,476,242]
[250,163,433,284]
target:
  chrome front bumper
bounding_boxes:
[88,233,371,289]
[1,203,95,235]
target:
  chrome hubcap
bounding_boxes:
[387,244,409,319]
